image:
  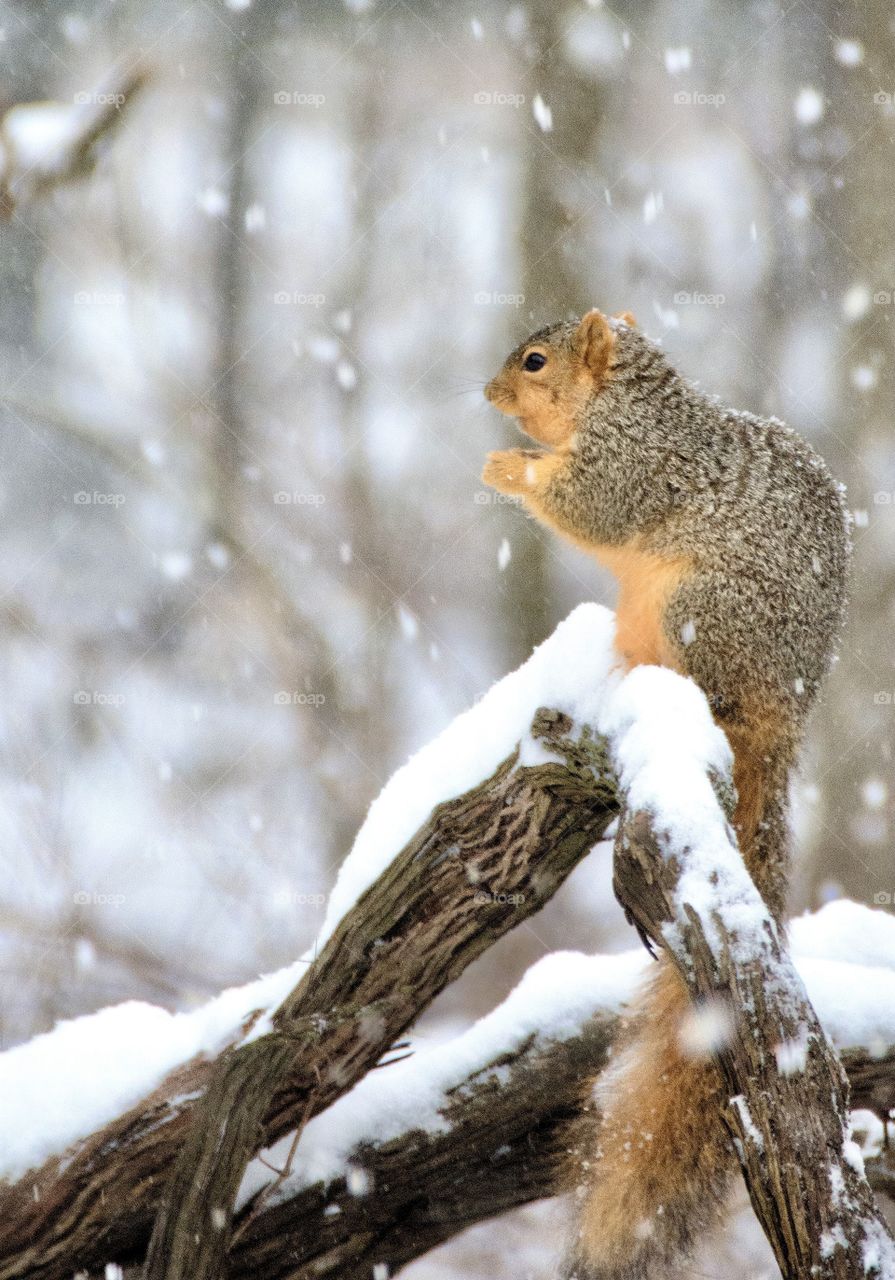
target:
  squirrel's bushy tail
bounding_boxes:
[563,734,793,1279]
[563,961,732,1279]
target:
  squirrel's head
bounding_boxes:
[484,309,635,449]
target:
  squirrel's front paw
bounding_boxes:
[481,449,543,495]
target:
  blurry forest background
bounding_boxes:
[1,0,894,1275]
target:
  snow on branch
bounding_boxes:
[609,665,895,1277]
[224,908,895,1280]
[0,605,892,1279]
[0,605,622,1280]
[0,68,145,213]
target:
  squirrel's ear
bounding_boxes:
[575,309,615,379]
[614,310,637,327]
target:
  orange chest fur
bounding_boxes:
[589,542,690,671]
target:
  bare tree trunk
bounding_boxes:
[499,3,606,664]
[802,0,895,911]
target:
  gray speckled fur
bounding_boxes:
[520,319,850,737]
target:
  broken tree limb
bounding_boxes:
[0,707,618,1280]
[609,665,895,1279]
[0,68,146,214]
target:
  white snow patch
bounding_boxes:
[731,1094,764,1150]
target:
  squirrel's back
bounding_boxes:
[552,320,850,728]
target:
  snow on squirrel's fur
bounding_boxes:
[1,605,895,1185]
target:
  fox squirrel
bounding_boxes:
[482,309,850,1279]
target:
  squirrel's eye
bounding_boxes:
[522,351,546,372]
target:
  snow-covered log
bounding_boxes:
[0,606,892,1279]
[225,908,895,1280]
[3,913,895,1280]
[0,606,622,1280]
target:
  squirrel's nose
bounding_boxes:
[484,379,498,403]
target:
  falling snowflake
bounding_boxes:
[244,202,266,233]
[643,191,663,224]
[336,360,357,390]
[842,284,871,320]
[663,47,691,74]
[159,551,192,581]
[862,777,887,810]
[498,537,511,571]
[196,186,229,217]
[851,365,877,391]
[398,604,419,640]
[794,86,824,125]
[835,38,863,66]
[346,1164,371,1196]
[532,94,553,132]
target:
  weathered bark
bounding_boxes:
[614,802,895,1278]
[3,684,893,1280]
[227,1005,621,1280]
[2,917,894,1277]
[5,954,893,1280]
[225,1030,895,1280]
[0,710,617,1280]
